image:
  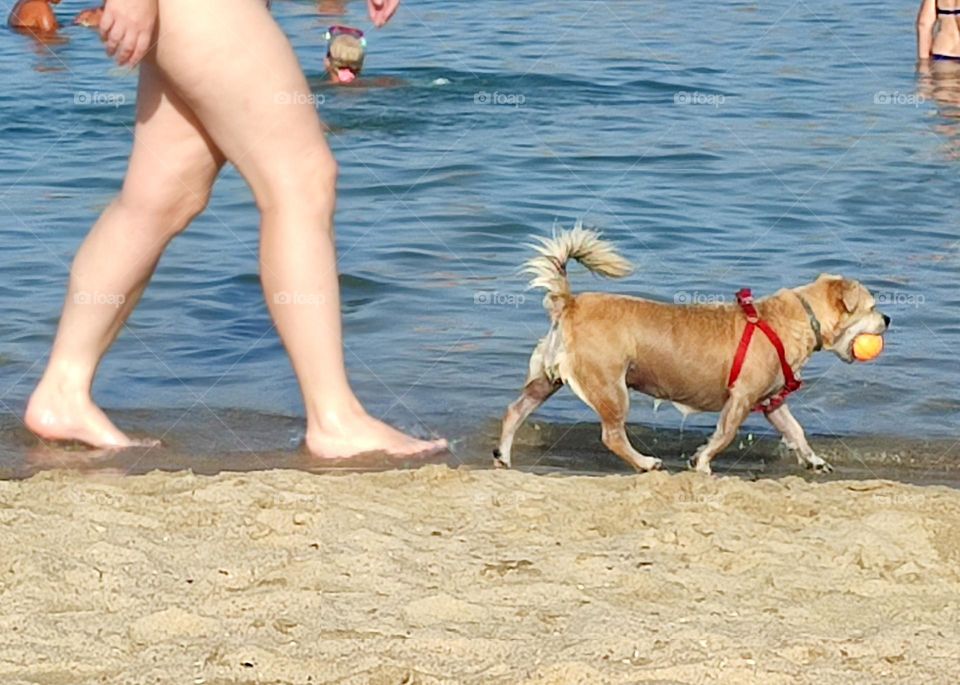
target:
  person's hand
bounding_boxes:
[100,0,158,68]
[367,0,400,28]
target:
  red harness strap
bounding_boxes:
[727,288,801,413]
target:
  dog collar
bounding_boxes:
[795,293,823,352]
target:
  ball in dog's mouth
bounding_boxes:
[852,333,884,362]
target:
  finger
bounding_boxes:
[116,31,137,66]
[369,0,400,27]
[105,25,125,57]
[128,31,151,68]
[99,8,115,41]
[105,30,122,57]
[367,0,385,26]
[382,0,400,25]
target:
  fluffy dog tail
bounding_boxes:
[524,222,632,300]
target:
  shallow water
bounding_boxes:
[0,0,957,477]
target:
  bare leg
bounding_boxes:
[152,0,443,458]
[25,61,225,448]
[571,373,661,472]
[690,394,752,475]
[765,403,832,472]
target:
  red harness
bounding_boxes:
[727,288,801,414]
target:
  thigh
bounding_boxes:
[122,59,226,214]
[151,0,333,199]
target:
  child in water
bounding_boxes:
[325,25,365,84]
[918,0,960,60]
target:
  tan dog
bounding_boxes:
[494,224,890,475]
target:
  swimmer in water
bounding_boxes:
[74,5,104,27]
[8,0,59,34]
[325,25,365,84]
[918,0,960,60]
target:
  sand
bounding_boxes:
[1,465,959,685]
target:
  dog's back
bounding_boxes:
[558,292,738,411]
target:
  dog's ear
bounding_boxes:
[841,280,862,312]
[827,277,861,313]
[817,274,864,314]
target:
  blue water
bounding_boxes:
[0,0,957,469]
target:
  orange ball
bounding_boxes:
[852,334,884,362]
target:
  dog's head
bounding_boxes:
[806,274,890,363]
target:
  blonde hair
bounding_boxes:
[328,34,365,72]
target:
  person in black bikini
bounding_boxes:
[918,0,960,60]
[917,1,960,159]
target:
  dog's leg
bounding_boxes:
[690,394,752,475]
[494,376,561,468]
[765,403,833,473]
[573,375,661,472]
[495,337,562,468]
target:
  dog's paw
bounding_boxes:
[492,448,510,469]
[636,457,662,472]
[802,454,833,474]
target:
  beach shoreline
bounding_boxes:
[4,409,960,487]
[1,465,958,684]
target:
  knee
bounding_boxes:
[117,174,212,240]
[257,143,338,218]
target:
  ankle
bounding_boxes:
[35,361,94,397]
[307,399,369,435]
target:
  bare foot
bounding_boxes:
[25,382,154,449]
[305,410,447,460]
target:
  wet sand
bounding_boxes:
[4,410,960,485]
[2,465,959,684]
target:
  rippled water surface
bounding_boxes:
[0,0,957,474]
